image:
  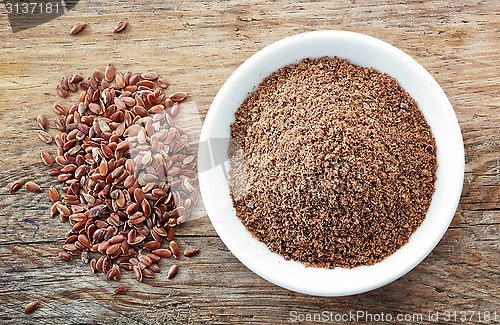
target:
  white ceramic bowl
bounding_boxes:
[198,30,464,296]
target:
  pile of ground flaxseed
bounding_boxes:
[229,56,437,268]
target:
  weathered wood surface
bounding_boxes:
[0,0,498,324]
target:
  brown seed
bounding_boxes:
[37,130,53,144]
[37,115,48,130]
[65,235,78,244]
[114,267,123,281]
[53,103,66,115]
[89,205,107,218]
[145,253,160,264]
[70,21,86,35]
[10,180,22,194]
[98,240,110,254]
[149,263,161,273]
[99,160,108,176]
[157,78,169,89]
[143,240,161,250]
[106,267,118,280]
[92,70,102,82]
[153,248,172,258]
[69,73,83,84]
[137,254,152,267]
[142,267,155,278]
[106,243,121,255]
[133,265,143,282]
[119,262,133,271]
[167,264,178,279]
[50,202,58,218]
[41,151,54,166]
[103,256,112,273]
[141,72,158,81]
[183,248,200,257]
[48,168,60,177]
[108,234,125,244]
[134,105,149,117]
[24,301,39,314]
[114,285,128,295]
[96,256,105,271]
[56,204,71,217]
[90,258,97,273]
[113,20,128,33]
[74,164,85,177]
[69,213,87,223]
[56,84,68,98]
[170,92,188,102]
[54,118,66,131]
[88,103,103,115]
[48,186,59,203]
[78,234,92,248]
[133,188,145,203]
[58,250,72,261]
[57,173,72,182]
[137,80,154,88]
[68,82,78,92]
[55,156,68,166]
[169,241,179,259]
[141,200,152,217]
[151,188,166,198]
[171,102,180,117]
[164,98,174,109]
[60,76,69,90]
[167,228,175,241]
[125,202,139,216]
[116,73,126,89]
[61,164,77,174]
[25,181,42,193]
[128,73,140,85]
[121,96,136,106]
[115,192,126,208]
[105,63,116,82]
[62,242,77,251]
[79,81,90,91]
[183,155,195,165]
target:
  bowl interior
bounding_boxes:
[198,30,464,296]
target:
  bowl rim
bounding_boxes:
[198,30,465,296]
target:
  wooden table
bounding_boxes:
[0,1,498,324]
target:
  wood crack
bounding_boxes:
[448,223,500,229]
[0,239,62,246]
[0,234,219,246]
[460,206,500,212]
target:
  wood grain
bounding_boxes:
[0,0,498,324]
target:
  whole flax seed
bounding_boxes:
[25,181,43,193]
[113,285,128,295]
[37,115,48,130]
[33,65,199,287]
[183,248,200,257]
[113,21,128,33]
[24,300,39,314]
[10,180,22,194]
[229,56,437,268]
[69,22,86,35]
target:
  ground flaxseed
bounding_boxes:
[229,56,437,268]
